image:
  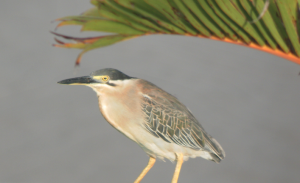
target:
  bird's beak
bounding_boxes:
[57,76,99,85]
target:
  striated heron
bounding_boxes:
[58,68,225,183]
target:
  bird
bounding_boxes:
[58,68,225,183]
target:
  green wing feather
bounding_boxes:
[140,81,225,161]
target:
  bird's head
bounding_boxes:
[58,68,135,94]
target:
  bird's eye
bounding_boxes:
[101,76,110,82]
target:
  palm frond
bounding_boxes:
[53,0,300,65]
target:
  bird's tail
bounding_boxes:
[203,133,225,163]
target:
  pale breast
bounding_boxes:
[94,80,144,143]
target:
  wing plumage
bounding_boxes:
[139,82,225,162]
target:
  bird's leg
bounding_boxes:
[171,153,184,183]
[134,156,156,183]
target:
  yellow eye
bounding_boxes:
[101,75,110,82]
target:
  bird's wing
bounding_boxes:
[140,88,225,161]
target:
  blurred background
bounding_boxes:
[1,1,300,183]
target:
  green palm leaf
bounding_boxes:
[53,0,300,65]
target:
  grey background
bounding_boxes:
[1,1,300,183]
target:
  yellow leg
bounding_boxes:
[134,156,156,183]
[171,153,184,183]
